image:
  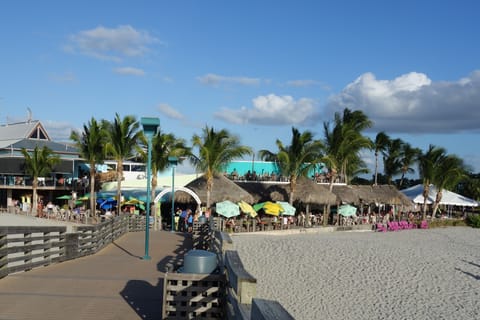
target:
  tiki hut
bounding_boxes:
[236,177,337,206]
[331,184,415,210]
[175,173,254,205]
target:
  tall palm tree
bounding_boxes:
[103,113,143,215]
[150,130,190,229]
[191,126,251,209]
[398,143,421,188]
[322,108,372,226]
[70,117,106,221]
[21,146,60,215]
[417,145,447,220]
[258,127,324,204]
[373,132,390,185]
[431,154,467,217]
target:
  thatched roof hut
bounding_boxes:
[175,173,254,204]
[236,177,337,205]
[331,184,414,208]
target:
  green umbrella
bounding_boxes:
[56,195,72,200]
[338,204,357,216]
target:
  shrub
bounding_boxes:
[466,214,480,228]
[428,219,467,228]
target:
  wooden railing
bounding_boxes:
[211,228,294,319]
[0,214,146,278]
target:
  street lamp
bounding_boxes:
[168,156,178,232]
[141,117,160,261]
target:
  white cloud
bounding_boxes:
[214,94,318,126]
[198,73,261,86]
[157,103,184,120]
[326,71,480,134]
[67,25,159,61]
[113,67,145,76]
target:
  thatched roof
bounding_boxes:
[331,184,414,208]
[236,177,337,205]
[175,173,254,204]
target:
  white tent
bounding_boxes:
[401,184,478,207]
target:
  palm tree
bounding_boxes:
[382,138,403,185]
[398,143,421,188]
[191,126,251,209]
[70,117,106,221]
[373,132,390,185]
[431,154,468,217]
[322,108,373,188]
[322,108,372,226]
[417,145,447,220]
[150,130,190,229]
[258,127,324,204]
[103,113,143,215]
[21,146,60,216]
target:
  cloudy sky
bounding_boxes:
[1,0,480,176]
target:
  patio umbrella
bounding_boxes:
[238,200,257,218]
[277,201,296,216]
[56,195,72,200]
[215,200,240,218]
[338,204,357,216]
[253,201,284,216]
[78,194,90,201]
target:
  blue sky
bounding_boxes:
[2,0,480,176]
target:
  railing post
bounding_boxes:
[0,230,7,278]
[64,233,79,260]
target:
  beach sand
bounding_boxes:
[233,227,480,320]
[0,213,85,233]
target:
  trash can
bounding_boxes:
[182,250,217,274]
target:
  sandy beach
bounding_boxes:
[0,213,85,232]
[233,227,480,320]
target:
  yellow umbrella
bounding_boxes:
[238,200,257,218]
[253,201,284,216]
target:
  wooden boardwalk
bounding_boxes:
[0,230,193,320]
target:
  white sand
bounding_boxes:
[0,213,85,232]
[233,227,480,320]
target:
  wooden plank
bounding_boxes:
[251,298,294,320]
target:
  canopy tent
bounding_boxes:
[401,184,478,207]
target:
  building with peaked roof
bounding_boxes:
[0,120,84,211]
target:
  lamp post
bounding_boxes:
[141,117,160,261]
[168,156,178,232]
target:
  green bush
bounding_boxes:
[428,219,467,228]
[466,214,480,228]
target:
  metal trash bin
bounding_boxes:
[182,249,217,274]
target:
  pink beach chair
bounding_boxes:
[420,220,428,229]
[376,223,387,232]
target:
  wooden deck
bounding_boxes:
[0,230,193,320]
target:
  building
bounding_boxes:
[0,120,83,212]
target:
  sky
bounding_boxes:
[1,0,480,177]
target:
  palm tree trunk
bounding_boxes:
[89,166,96,218]
[432,191,442,219]
[289,176,296,205]
[374,152,379,185]
[31,178,38,216]
[422,184,429,220]
[116,159,123,216]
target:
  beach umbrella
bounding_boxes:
[338,204,357,216]
[238,200,257,218]
[253,201,284,216]
[78,194,90,201]
[277,201,296,216]
[215,200,240,218]
[56,195,72,200]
